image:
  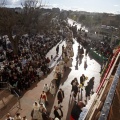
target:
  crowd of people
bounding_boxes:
[2,19,74,120]
[71,24,114,59]
[30,26,76,120]
[2,19,100,120]
[70,75,95,120]
[70,75,95,100]
[0,22,72,95]
[51,26,96,120]
[31,87,65,120]
[5,113,27,120]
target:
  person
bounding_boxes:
[57,89,64,107]
[41,63,47,75]
[32,101,42,120]
[64,54,69,64]
[71,101,85,120]
[89,77,95,93]
[54,118,59,120]
[53,106,63,120]
[40,91,47,105]
[56,45,59,55]
[85,46,89,56]
[42,108,49,120]
[39,103,47,112]
[70,78,78,97]
[36,68,43,79]
[14,113,22,120]
[56,72,61,88]
[54,64,60,73]
[43,84,49,94]
[80,74,85,87]
[62,45,64,52]
[21,116,27,120]
[46,57,50,66]
[84,58,87,70]
[62,50,66,61]
[5,113,14,120]
[49,82,56,96]
[51,55,53,60]
[85,82,91,102]
[53,72,58,80]
[54,64,61,88]
[66,58,73,67]
[59,60,65,78]
[72,84,79,99]
[71,79,75,89]
[80,47,84,55]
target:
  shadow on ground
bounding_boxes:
[61,68,71,86]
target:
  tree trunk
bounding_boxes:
[8,32,19,55]
[11,40,19,55]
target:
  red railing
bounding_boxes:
[96,48,120,93]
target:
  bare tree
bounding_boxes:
[0,7,26,54]
[0,0,6,7]
[21,0,43,9]
[0,0,55,54]
[0,0,42,54]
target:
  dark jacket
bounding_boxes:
[89,79,94,90]
[80,75,85,85]
[57,90,64,101]
[72,85,78,94]
[54,109,61,119]
[85,84,91,97]
[56,45,59,52]
[71,102,82,120]
[42,112,49,120]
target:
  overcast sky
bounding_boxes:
[3,0,120,14]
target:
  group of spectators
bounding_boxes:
[69,23,114,59]
[0,33,58,95]
[0,20,70,96]
[89,40,113,58]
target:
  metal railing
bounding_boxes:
[0,82,8,89]
[98,62,120,120]
[78,48,120,120]
[0,82,22,111]
[0,82,14,90]
[12,88,22,110]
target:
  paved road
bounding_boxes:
[0,38,101,120]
